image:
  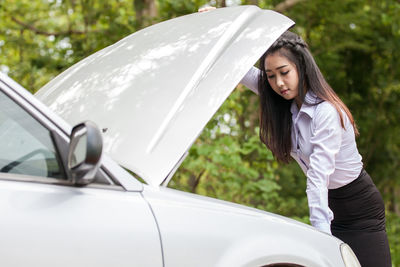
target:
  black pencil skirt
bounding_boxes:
[328,169,392,267]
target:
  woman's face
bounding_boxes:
[265,52,301,105]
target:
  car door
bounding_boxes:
[0,75,163,267]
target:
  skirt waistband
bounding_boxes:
[328,168,370,198]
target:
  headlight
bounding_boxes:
[340,243,361,267]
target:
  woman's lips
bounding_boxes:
[281,89,289,95]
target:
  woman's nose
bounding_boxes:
[276,76,284,87]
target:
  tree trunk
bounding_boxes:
[189,170,205,193]
[244,0,259,5]
[216,0,226,7]
[134,0,158,28]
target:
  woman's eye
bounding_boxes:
[281,71,289,75]
[267,75,275,79]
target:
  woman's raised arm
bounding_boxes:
[240,66,261,95]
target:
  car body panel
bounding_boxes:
[0,179,163,267]
[36,6,294,186]
[143,186,345,267]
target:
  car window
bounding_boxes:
[0,90,65,179]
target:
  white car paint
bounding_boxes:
[143,185,346,267]
[0,179,163,267]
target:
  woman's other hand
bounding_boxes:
[198,6,216,12]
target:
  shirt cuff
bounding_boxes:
[313,222,332,235]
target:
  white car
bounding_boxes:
[0,6,360,267]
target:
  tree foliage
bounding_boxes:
[1,0,399,263]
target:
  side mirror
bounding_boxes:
[68,121,103,185]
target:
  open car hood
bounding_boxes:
[36,6,294,186]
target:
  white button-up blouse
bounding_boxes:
[241,67,363,234]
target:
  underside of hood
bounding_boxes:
[36,6,294,186]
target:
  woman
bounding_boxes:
[241,30,392,267]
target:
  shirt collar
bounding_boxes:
[290,91,320,119]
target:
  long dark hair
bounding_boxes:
[258,31,358,163]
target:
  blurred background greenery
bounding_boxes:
[1,0,399,264]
